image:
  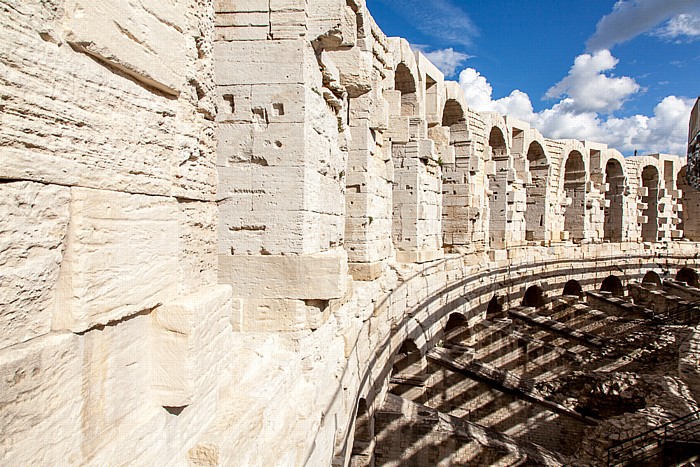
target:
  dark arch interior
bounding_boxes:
[676,267,699,287]
[522,285,546,308]
[563,279,584,298]
[564,151,586,242]
[642,271,662,288]
[486,295,504,319]
[641,165,659,242]
[395,63,417,117]
[489,127,507,155]
[392,339,420,375]
[604,159,625,242]
[349,398,373,463]
[525,141,549,241]
[444,313,467,333]
[442,99,465,127]
[601,275,624,297]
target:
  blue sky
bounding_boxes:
[366,0,700,156]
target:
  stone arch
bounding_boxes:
[601,275,624,297]
[525,141,549,242]
[642,271,662,289]
[522,285,546,308]
[604,158,625,242]
[442,99,465,127]
[349,398,373,466]
[394,62,417,117]
[563,150,586,242]
[444,312,467,333]
[486,295,505,319]
[489,126,507,157]
[676,267,699,287]
[641,165,659,242]
[488,125,510,249]
[443,312,469,342]
[563,279,584,298]
[392,339,422,376]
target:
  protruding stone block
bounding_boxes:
[53,188,179,333]
[219,247,349,299]
[152,285,233,407]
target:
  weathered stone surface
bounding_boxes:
[152,285,233,407]
[0,182,70,350]
[0,333,82,465]
[62,0,192,95]
[3,1,700,466]
[53,188,179,332]
[219,248,349,299]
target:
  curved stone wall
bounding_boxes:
[1,0,698,465]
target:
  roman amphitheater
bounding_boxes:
[2,0,700,465]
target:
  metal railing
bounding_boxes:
[607,409,700,466]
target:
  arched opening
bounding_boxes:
[392,339,421,376]
[563,151,586,242]
[442,99,464,127]
[522,285,546,308]
[604,159,625,242]
[488,126,509,249]
[394,63,417,117]
[349,398,374,466]
[601,275,624,297]
[525,141,548,242]
[641,166,659,242]
[443,313,468,343]
[642,271,662,289]
[563,279,584,298]
[486,295,504,319]
[676,267,699,287]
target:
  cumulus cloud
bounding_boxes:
[655,11,700,41]
[374,0,478,47]
[422,48,473,77]
[457,53,695,155]
[586,0,699,51]
[544,50,640,114]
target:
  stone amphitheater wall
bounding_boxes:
[1,0,698,465]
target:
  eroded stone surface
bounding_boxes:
[0,182,70,350]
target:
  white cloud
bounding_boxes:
[422,48,472,77]
[586,0,699,51]
[655,11,700,41]
[456,53,694,155]
[544,50,640,114]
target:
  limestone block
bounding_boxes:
[216,25,269,41]
[219,248,348,299]
[53,188,179,333]
[215,41,307,86]
[0,333,82,465]
[152,285,233,407]
[215,0,269,12]
[0,182,70,350]
[1,9,189,196]
[62,0,192,95]
[177,200,218,293]
[231,298,332,332]
[327,47,373,98]
[307,0,357,48]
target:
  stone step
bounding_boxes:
[508,306,607,348]
[375,393,565,466]
[427,347,597,425]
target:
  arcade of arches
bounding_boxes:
[2,1,700,466]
